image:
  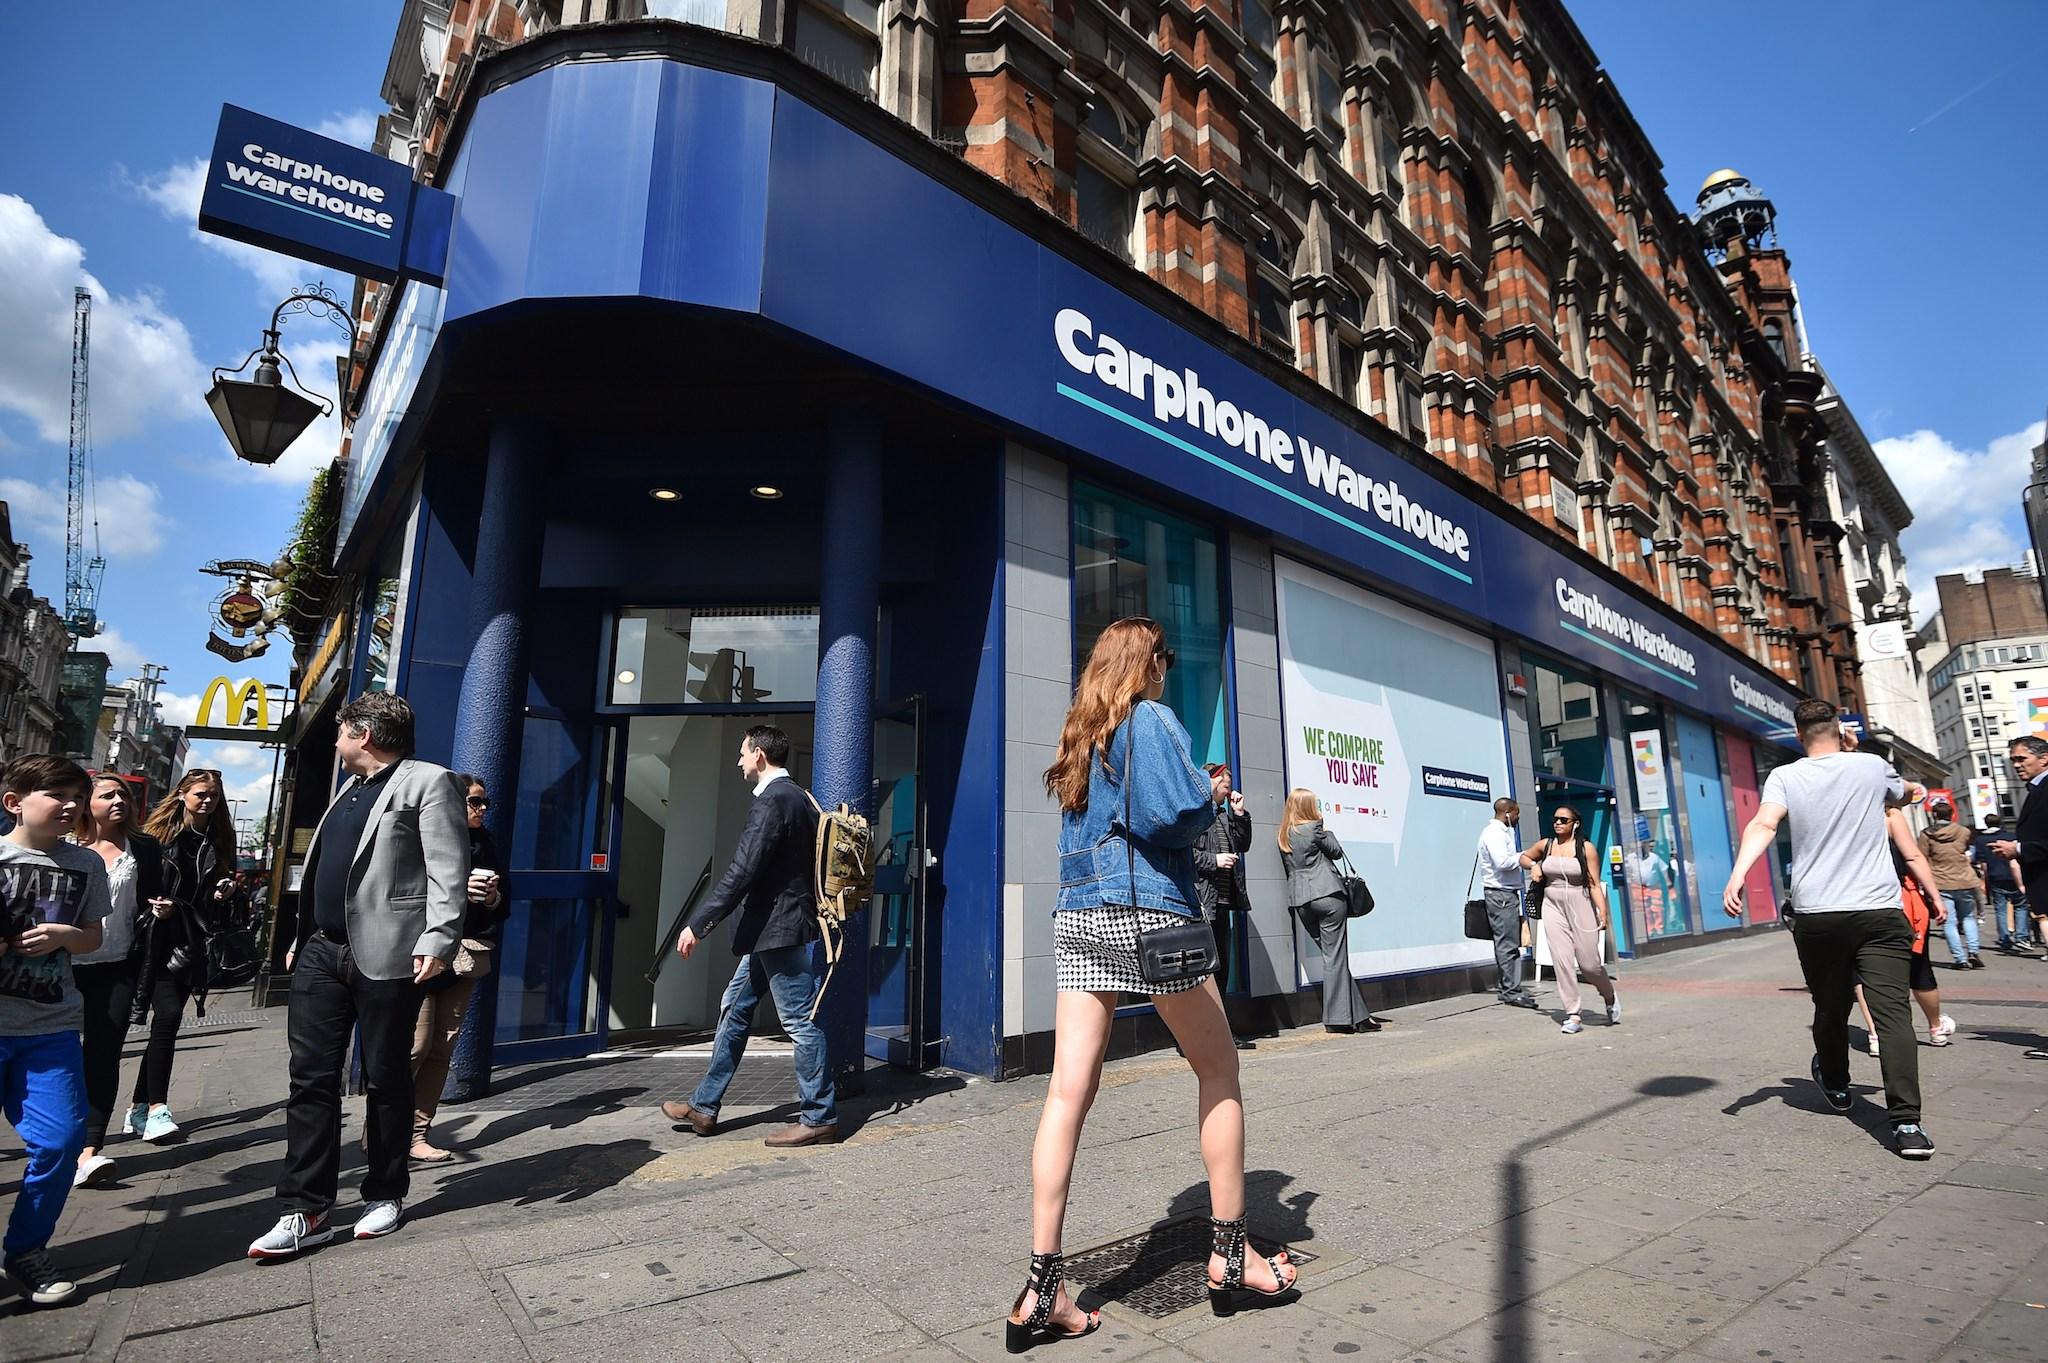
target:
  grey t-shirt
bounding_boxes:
[0,838,113,1034]
[1761,751,1906,914]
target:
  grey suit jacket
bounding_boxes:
[1282,820,1348,908]
[302,756,471,981]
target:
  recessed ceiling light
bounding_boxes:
[650,487,680,502]
[616,670,637,686]
[749,485,784,500]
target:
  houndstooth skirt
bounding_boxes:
[1054,905,1208,995]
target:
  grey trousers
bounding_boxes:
[1485,887,1526,999]
[1298,893,1366,1027]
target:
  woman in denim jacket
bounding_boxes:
[1005,618,1298,1354]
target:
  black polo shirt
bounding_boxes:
[305,762,396,943]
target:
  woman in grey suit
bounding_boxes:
[1279,789,1372,1032]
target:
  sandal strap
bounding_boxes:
[1210,1216,1247,1290]
[1024,1252,1064,1328]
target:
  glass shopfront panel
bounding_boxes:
[1675,714,1739,933]
[1622,695,1693,940]
[1531,656,1611,787]
[610,607,821,707]
[1071,481,1228,766]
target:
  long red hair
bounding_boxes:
[1044,617,1168,812]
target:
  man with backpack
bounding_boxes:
[661,724,837,1146]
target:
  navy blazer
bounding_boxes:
[687,776,820,956]
[2015,776,2048,888]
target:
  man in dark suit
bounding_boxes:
[659,724,834,1145]
[1993,735,2048,922]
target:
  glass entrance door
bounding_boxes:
[1532,775,1627,958]
[866,702,929,1068]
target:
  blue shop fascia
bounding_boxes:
[225,24,1806,1086]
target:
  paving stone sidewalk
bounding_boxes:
[5,932,2047,1363]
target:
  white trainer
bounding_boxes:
[354,1200,403,1240]
[247,1211,335,1260]
[119,1104,146,1137]
[1929,1015,1956,1046]
[1605,999,1622,1026]
[72,1154,116,1189]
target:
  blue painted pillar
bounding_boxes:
[813,412,882,1099]
[444,419,548,1102]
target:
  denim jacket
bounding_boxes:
[1055,701,1214,917]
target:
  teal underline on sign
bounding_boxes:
[1053,383,1474,585]
[217,182,392,238]
[1557,619,1700,690]
[1735,703,1787,730]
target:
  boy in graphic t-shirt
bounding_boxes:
[0,755,112,1308]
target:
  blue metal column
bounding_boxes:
[813,412,882,1098]
[444,419,548,1102]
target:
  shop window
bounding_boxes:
[1531,656,1608,786]
[1075,159,1136,265]
[361,576,400,693]
[610,606,821,706]
[792,0,880,96]
[1622,695,1692,941]
[1240,0,1279,101]
[1071,482,1228,766]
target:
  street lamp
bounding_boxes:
[204,285,354,466]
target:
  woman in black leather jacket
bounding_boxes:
[129,771,238,1142]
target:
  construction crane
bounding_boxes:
[65,286,105,639]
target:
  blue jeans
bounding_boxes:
[0,1030,85,1258]
[1990,885,2033,947]
[688,945,836,1129]
[1939,889,1982,963]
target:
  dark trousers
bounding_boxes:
[131,971,192,1107]
[1297,893,1366,1027]
[1484,887,1526,999]
[1792,909,1922,1126]
[278,935,419,1214]
[1210,911,1236,994]
[73,959,138,1148]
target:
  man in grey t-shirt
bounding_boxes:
[1725,699,1933,1159]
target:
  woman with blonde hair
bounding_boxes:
[1279,790,1372,1032]
[1006,617,1297,1353]
[127,770,238,1141]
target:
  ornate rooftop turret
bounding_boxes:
[1694,169,1777,259]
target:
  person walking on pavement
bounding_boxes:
[1007,617,1297,1353]
[125,770,237,1144]
[0,755,111,1307]
[1975,813,2036,955]
[1920,802,1984,969]
[1520,806,1618,1035]
[1887,807,1955,1047]
[407,774,505,1162]
[658,724,837,1148]
[67,774,169,1188]
[1193,764,1254,1050]
[1724,699,1935,1159]
[1477,798,1538,1010]
[249,693,468,1259]
[1280,790,1374,1033]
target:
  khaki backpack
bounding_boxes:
[805,791,876,1019]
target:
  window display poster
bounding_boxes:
[1630,731,1670,811]
[1274,557,1510,980]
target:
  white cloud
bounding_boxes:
[0,193,208,445]
[157,690,201,727]
[0,471,169,560]
[314,109,379,149]
[186,739,277,812]
[1874,420,2046,610]
[128,157,334,300]
[91,626,147,674]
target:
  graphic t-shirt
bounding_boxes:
[0,839,113,1034]
[1760,751,1906,914]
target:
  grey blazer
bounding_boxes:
[1282,819,1348,907]
[301,756,471,981]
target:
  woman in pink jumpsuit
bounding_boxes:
[1521,807,1619,1035]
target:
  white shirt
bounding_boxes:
[752,766,791,797]
[1478,819,1524,889]
[72,846,137,965]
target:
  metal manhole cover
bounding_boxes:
[135,1010,266,1033]
[1062,1216,1312,1320]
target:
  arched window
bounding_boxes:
[1311,36,1346,147]
[1076,96,1141,265]
[1250,221,1297,363]
[791,0,881,94]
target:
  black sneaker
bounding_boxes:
[1969,955,1986,969]
[1500,994,1540,1010]
[1810,1055,1852,1113]
[1892,1124,1935,1159]
[4,1249,78,1306]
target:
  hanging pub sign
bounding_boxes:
[219,591,264,632]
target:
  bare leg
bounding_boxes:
[1854,984,1878,1038]
[1015,990,1116,1332]
[1154,980,1295,1294]
[1913,988,1943,1029]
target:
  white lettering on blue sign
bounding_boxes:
[220,143,396,234]
[1553,578,1699,678]
[1054,308,1472,565]
[1729,675,1794,724]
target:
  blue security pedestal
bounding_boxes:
[444,419,548,1103]
[812,412,882,1099]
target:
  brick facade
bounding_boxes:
[1935,569,2048,651]
[354,0,1861,705]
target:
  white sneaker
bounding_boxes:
[120,1104,146,1137]
[247,1211,334,1260]
[353,1200,402,1240]
[1929,1015,1956,1046]
[72,1154,116,1189]
[1605,999,1622,1026]
[1561,1017,1584,1034]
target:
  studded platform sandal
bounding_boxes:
[1005,1251,1101,1354]
[1206,1215,1298,1317]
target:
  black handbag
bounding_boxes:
[1462,852,1492,940]
[1121,730,1217,987]
[1336,852,1375,918]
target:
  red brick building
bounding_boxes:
[359,0,1859,707]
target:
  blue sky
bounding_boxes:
[0,3,2041,815]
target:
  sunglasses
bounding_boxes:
[1553,817,1576,825]
[466,797,490,809]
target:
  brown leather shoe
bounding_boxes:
[763,1122,839,1148]
[659,1100,716,1136]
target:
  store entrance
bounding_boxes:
[1531,775,1628,959]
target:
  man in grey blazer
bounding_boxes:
[249,693,470,1259]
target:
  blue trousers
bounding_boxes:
[1990,885,2033,947]
[0,1030,86,1258]
[689,945,837,1129]
[1939,889,1982,964]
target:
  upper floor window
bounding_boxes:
[1240,0,1279,101]
[1311,39,1346,146]
[1764,318,1788,365]
[792,0,880,96]
[1076,96,1141,265]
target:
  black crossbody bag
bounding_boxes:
[1120,730,1218,986]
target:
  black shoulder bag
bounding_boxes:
[1462,851,1491,940]
[1122,728,1218,987]
[1336,850,1375,919]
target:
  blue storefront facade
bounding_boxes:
[282,26,1805,1084]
